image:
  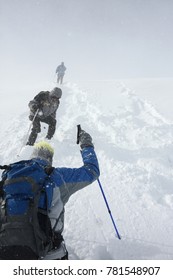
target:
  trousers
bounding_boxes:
[27,116,56,145]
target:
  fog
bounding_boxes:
[1,0,173,89]
[1,0,173,265]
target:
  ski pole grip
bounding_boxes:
[76,124,81,144]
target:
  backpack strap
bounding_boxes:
[0,165,10,198]
[0,181,4,197]
[0,165,10,170]
[44,166,54,175]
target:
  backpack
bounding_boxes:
[0,159,55,260]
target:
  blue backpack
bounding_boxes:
[0,159,55,259]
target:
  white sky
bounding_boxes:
[0,0,173,87]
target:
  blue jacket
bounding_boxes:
[33,146,100,233]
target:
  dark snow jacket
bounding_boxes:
[29,91,60,119]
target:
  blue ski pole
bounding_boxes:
[97,178,121,239]
[76,124,121,240]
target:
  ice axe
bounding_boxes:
[76,124,81,144]
[76,124,121,239]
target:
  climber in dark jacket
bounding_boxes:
[26,87,62,146]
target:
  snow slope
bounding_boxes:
[1,80,173,260]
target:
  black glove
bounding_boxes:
[33,104,38,110]
[29,103,38,112]
[79,129,94,149]
[29,115,34,121]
